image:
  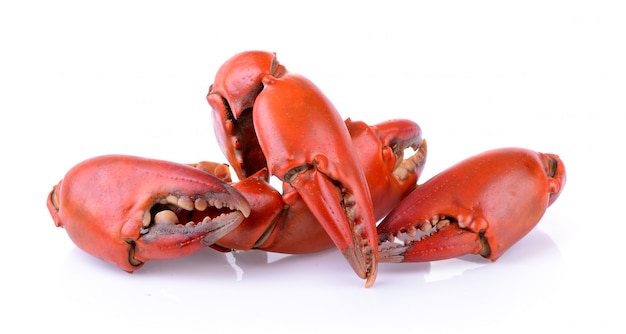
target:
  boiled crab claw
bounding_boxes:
[207,51,381,286]
[346,118,426,218]
[47,155,250,272]
[377,148,566,263]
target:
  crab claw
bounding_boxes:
[47,155,250,272]
[207,51,380,286]
[377,148,566,263]
[346,118,427,218]
[207,50,286,180]
[253,73,379,287]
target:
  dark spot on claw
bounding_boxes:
[478,230,491,257]
[126,239,143,266]
[284,165,311,183]
[547,155,558,178]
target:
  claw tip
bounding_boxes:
[364,271,377,288]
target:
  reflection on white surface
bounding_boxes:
[42,227,566,333]
[58,226,561,288]
[425,258,486,283]
[224,252,244,281]
[42,230,564,332]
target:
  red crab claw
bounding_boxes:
[346,118,426,218]
[47,155,250,272]
[377,148,566,263]
[207,51,379,286]
[254,73,380,287]
[207,50,285,180]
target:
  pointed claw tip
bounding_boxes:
[240,202,251,218]
[364,266,378,288]
[344,246,378,287]
[223,183,251,218]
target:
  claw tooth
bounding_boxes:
[142,213,151,227]
[363,245,373,255]
[214,201,223,209]
[396,231,403,239]
[154,210,179,225]
[436,219,450,229]
[343,192,357,222]
[194,197,208,211]
[407,226,418,237]
[420,220,432,232]
[353,224,363,235]
[343,193,355,207]
[393,159,415,180]
[392,140,427,181]
[178,196,194,211]
[345,205,357,222]
[166,194,178,205]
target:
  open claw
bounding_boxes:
[346,118,427,218]
[47,155,250,272]
[378,214,488,262]
[377,148,566,263]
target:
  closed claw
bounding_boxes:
[377,148,566,263]
[255,73,380,286]
[207,51,380,286]
[47,155,250,272]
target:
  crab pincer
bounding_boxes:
[207,51,381,286]
[47,155,250,271]
[377,148,566,263]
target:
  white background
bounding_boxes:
[1,1,624,333]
